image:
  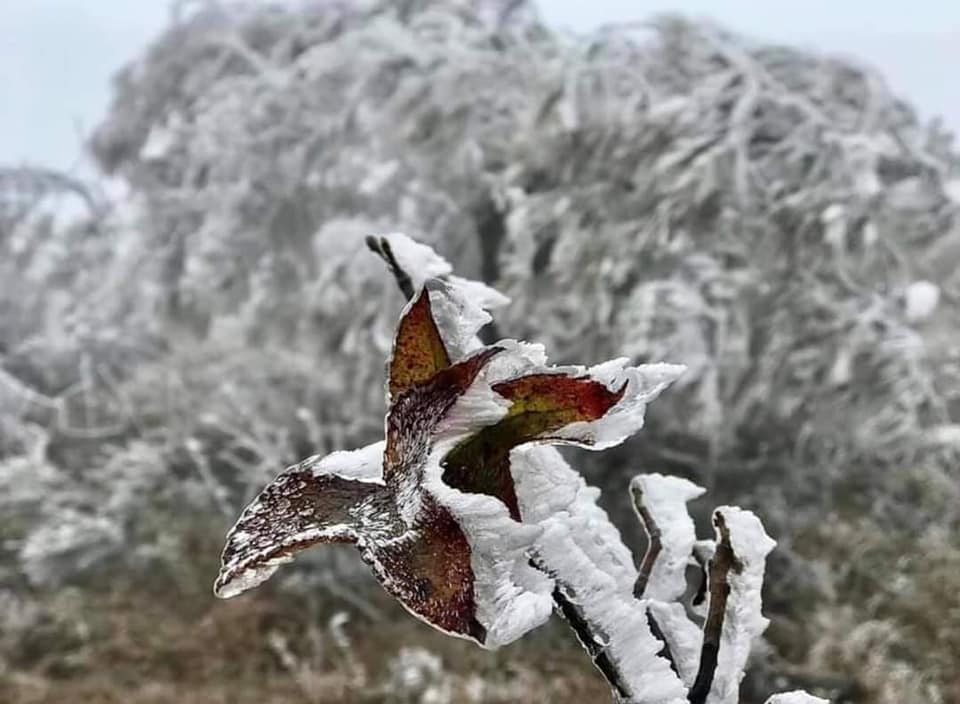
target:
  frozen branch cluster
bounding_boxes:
[215,232,824,703]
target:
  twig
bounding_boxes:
[691,541,715,610]
[366,235,415,299]
[631,481,662,599]
[688,512,742,704]
[538,560,632,702]
[646,610,680,679]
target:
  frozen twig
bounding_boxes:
[630,474,704,602]
[546,566,633,701]
[688,512,740,704]
[366,235,416,300]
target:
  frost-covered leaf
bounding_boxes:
[216,267,685,654]
[216,289,500,643]
[442,374,626,519]
[214,466,381,599]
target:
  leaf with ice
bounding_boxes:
[215,233,821,704]
[215,277,682,647]
[216,288,497,642]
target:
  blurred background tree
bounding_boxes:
[1,1,958,702]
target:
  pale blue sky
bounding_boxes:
[1,1,958,174]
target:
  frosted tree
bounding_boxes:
[214,233,824,703]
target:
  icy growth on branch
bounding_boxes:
[376,231,510,312]
[523,450,688,703]
[631,473,705,602]
[216,234,686,652]
[214,233,820,704]
[764,693,830,704]
[705,507,777,704]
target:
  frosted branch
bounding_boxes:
[764,693,830,704]
[630,474,704,601]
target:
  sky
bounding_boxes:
[0,0,957,174]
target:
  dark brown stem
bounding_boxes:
[532,557,632,701]
[366,235,415,299]
[630,482,681,677]
[691,541,714,608]
[688,512,742,704]
[631,482,663,599]
[647,610,681,679]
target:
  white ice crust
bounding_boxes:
[631,473,705,602]
[764,693,830,704]
[707,507,777,704]
[306,441,386,482]
[518,447,688,704]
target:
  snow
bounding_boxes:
[516,449,685,703]
[706,507,777,704]
[764,693,830,704]
[427,278,498,357]
[630,473,705,602]
[903,280,940,322]
[377,231,453,287]
[305,441,386,482]
[377,234,511,322]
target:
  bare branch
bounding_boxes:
[541,562,633,702]
[631,481,663,599]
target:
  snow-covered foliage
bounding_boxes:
[215,233,820,703]
[214,239,684,648]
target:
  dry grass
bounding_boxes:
[0,541,613,704]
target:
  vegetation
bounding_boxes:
[1,1,958,701]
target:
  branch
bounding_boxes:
[690,540,715,612]
[629,474,704,602]
[366,235,415,299]
[688,512,740,704]
[550,575,633,701]
[631,481,662,599]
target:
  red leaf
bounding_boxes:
[388,288,451,400]
[442,374,626,519]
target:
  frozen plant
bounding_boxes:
[214,234,824,703]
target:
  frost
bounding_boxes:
[519,449,688,703]
[376,231,453,287]
[551,361,688,450]
[764,693,830,704]
[705,507,777,704]
[305,441,386,483]
[630,473,705,602]
[903,280,940,322]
